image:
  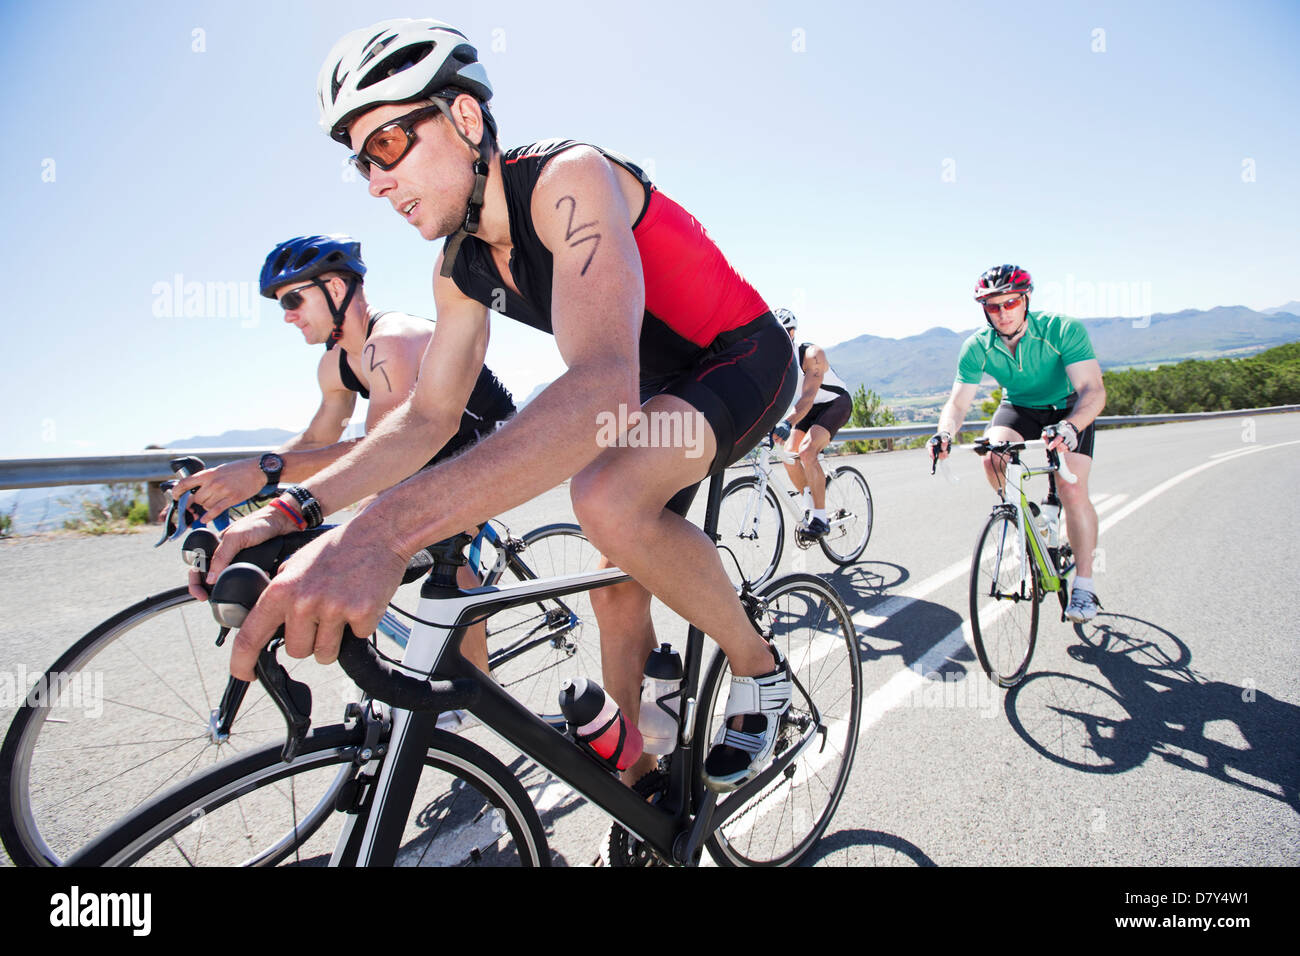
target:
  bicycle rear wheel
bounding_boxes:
[485,523,604,725]
[65,724,549,867]
[969,510,1039,687]
[701,573,861,866]
[817,465,873,565]
[0,586,361,866]
[717,476,784,588]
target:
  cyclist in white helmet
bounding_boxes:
[771,308,855,537]
[213,19,798,794]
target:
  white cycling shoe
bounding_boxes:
[1065,587,1102,623]
[703,647,792,793]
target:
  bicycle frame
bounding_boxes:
[991,456,1065,598]
[735,442,842,530]
[333,477,823,866]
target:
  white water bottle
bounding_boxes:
[638,644,684,755]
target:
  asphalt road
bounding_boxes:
[2,413,1297,866]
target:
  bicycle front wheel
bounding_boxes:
[65,724,549,867]
[969,511,1039,687]
[0,586,360,866]
[701,573,861,866]
[717,476,784,588]
[486,523,604,725]
[817,465,873,565]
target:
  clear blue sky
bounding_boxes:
[2,0,1297,459]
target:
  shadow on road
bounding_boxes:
[797,827,936,866]
[1004,613,1299,812]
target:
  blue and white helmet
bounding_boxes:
[317,19,494,146]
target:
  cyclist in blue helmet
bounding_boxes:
[258,235,368,351]
[172,234,515,673]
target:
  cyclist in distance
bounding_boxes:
[771,308,854,537]
[174,234,516,671]
[209,19,798,793]
[929,264,1106,622]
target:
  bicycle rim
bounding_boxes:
[65,725,549,867]
[0,587,362,866]
[486,524,604,724]
[817,467,873,565]
[717,476,784,588]
[703,573,861,866]
[969,512,1039,687]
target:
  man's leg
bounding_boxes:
[981,425,1025,493]
[797,425,833,510]
[782,428,810,496]
[1056,451,1097,577]
[587,573,659,784]
[570,396,780,747]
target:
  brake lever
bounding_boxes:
[255,639,313,762]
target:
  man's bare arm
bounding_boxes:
[787,348,827,426]
[293,296,486,516]
[362,147,644,559]
[1063,359,1106,431]
[937,382,979,439]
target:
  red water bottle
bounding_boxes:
[558,677,643,772]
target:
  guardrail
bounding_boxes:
[2,405,1297,491]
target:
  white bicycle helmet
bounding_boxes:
[318,19,496,278]
[317,19,494,146]
[775,308,798,334]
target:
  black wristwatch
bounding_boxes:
[282,484,324,529]
[258,453,284,486]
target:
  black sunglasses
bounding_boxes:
[277,282,318,311]
[349,104,446,181]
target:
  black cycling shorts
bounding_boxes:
[794,393,852,438]
[990,401,1095,458]
[640,312,798,516]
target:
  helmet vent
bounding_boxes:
[358,42,435,90]
[293,247,320,269]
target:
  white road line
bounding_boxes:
[1094,493,1129,516]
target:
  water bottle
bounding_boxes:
[638,644,684,755]
[558,678,643,772]
[1040,501,1061,548]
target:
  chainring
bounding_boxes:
[607,767,670,867]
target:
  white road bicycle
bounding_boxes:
[716,436,873,587]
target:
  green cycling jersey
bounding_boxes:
[955,311,1096,408]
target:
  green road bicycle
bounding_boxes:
[967,437,1078,688]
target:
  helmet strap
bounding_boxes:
[428,97,492,279]
[319,275,360,351]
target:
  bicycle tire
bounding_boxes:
[65,723,550,867]
[0,586,362,867]
[717,476,784,588]
[816,465,873,565]
[700,572,861,866]
[485,523,604,725]
[969,510,1039,687]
